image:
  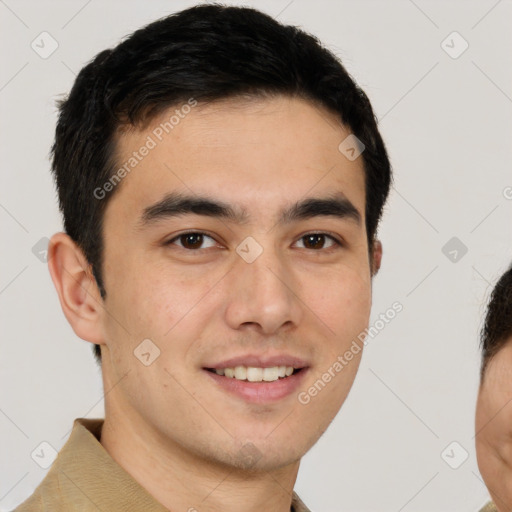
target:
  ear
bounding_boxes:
[47,232,105,345]
[371,239,382,276]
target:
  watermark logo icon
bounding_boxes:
[338,134,365,161]
[441,441,468,469]
[31,32,59,59]
[236,236,263,263]
[134,338,161,366]
[237,442,263,468]
[32,237,52,262]
[441,31,469,59]
[441,236,468,263]
[31,441,58,469]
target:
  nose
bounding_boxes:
[223,240,303,335]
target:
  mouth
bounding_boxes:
[204,365,304,382]
[202,365,309,403]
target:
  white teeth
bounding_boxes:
[212,365,297,382]
[263,367,279,381]
[247,367,263,382]
[234,366,247,380]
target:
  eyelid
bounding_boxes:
[294,231,344,250]
[165,231,219,249]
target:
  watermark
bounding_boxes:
[338,134,365,161]
[440,31,469,60]
[440,441,468,469]
[237,442,263,468]
[31,441,58,469]
[441,236,468,263]
[31,31,59,59]
[236,236,264,263]
[297,301,403,405]
[93,98,198,200]
[32,236,52,262]
[134,338,161,366]
[503,186,512,200]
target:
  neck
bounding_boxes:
[100,395,300,512]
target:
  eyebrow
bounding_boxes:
[136,191,361,230]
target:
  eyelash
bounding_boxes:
[164,231,344,252]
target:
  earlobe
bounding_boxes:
[371,240,382,276]
[47,232,105,345]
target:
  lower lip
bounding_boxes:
[203,368,309,404]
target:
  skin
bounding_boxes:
[476,339,512,512]
[48,95,382,512]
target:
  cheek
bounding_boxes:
[304,266,372,340]
[108,258,201,334]
[108,270,220,372]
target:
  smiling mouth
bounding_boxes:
[204,366,304,383]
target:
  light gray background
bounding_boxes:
[1,0,511,510]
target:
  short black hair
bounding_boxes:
[480,263,512,381]
[51,3,392,366]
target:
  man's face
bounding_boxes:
[476,339,512,511]
[98,95,375,471]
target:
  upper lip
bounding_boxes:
[204,354,309,369]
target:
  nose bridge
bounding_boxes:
[225,235,301,333]
[239,236,291,301]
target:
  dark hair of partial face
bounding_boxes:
[50,3,392,366]
[480,263,512,382]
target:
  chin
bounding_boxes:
[225,433,305,471]
[229,448,301,473]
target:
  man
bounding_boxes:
[476,264,512,512]
[14,4,391,511]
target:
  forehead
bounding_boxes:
[107,95,366,225]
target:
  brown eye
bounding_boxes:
[166,232,217,250]
[297,233,340,250]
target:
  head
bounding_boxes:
[48,4,391,472]
[476,263,512,510]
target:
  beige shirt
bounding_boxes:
[13,418,311,512]
[479,501,498,512]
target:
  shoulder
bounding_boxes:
[478,501,499,512]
